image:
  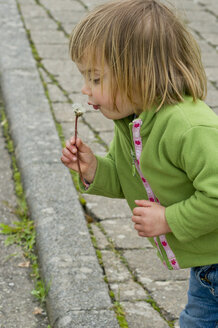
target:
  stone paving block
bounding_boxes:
[149,280,188,320]
[198,40,214,53]
[0,241,49,327]
[39,67,53,83]
[40,0,85,11]
[213,107,218,115]
[54,309,119,328]
[20,4,49,18]
[101,218,152,249]
[19,0,35,4]
[47,83,69,103]
[202,52,218,68]
[30,30,67,44]
[205,67,218,85]
[123,249,190,283]
[52,102,76,122]
[205,86,218,108]
[101,250,132,283]
[85,111,115,132]
[42,59,77,76]
[62,22,77,35]
[201,33,218,47]
[185,9,216,22]
[91,223,110,250]
[110,280,147,302]
[120,301,169,328]
[69,92,93,109]
[36,44,69,60]
[62,76,84,94]
[49,10,86,24]
[98,130,114,146]
[83,0,109,11]
[83,195,132,220]
[24,16,58,30]
[189,21,218,34]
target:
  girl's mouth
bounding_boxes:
[88,102,100,110]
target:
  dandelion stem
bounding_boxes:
[74,114,88,188]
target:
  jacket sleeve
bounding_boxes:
[165,126,218,243]
[78,138,125,198]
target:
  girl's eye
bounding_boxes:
[88,77,100,85]
[93,78,100,85]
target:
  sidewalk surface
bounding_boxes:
[0,0,218,327]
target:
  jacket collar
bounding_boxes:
[114,106,157,138]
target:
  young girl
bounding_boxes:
[61,0,218,326]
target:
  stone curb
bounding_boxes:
[0,1,118,327]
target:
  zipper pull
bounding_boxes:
[130,149,136,176]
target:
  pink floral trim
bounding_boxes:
[132,119,180,270]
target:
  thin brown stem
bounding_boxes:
[75,115,88,188]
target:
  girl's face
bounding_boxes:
[76,61,135,120]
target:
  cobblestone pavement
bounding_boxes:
[3,0,218,327]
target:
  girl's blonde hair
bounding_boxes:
[70,0,207,112]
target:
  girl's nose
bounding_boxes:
[81,83,92,96]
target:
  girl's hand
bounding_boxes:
[61,137,97,183]
[132,200,171,237]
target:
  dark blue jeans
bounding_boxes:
[180,264,218,328]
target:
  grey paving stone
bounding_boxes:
[23,16,58,30]
[83,195,132,220]
[101,218,152,249]
[120,301,169,328]
[91,223,110,250]
[213,107,218,115]
[110,280,147,302]
[202,52,218,68]
[40,0,85,11]
[98,130,114,146]
[85,111,115,132]
[101,250,132,283]
[201,33,218,47]
[205,67,218,85]
[189,20,218,34]
[48,10,86,24]
[20,4,48,18]
[36,43,69,60]
[52,102,76,122]
[149,280,188,320]
[198,40,214,53]
[54,309,119,328]
[123,249,190,283]
[47,83,68,103]
[205,86,218,108]
[42,59,77,78]
[185,9,216,22]
[30,30,67,45]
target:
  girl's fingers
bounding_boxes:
[72,137,91,154]
[132,215,142,224]
[62,147,77,162]
[135,199,152,207]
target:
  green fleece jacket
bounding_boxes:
[80,96,218,269]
